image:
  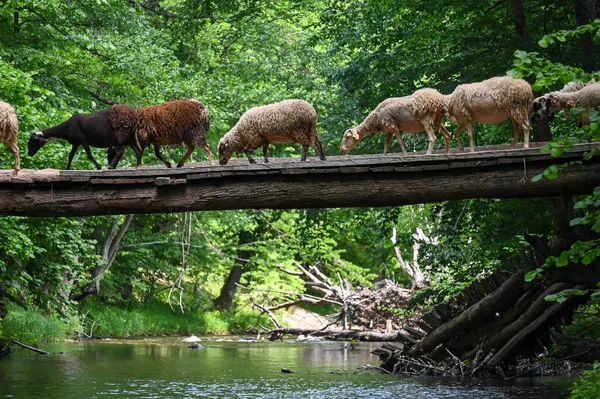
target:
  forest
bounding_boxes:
[1,0,600,397]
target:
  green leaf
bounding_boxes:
[525,269,541,282]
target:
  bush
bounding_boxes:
[0,303,80,345]
[571,362,600,399]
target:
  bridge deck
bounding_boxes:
[1,143,599,217]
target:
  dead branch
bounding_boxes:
[12,340,49,355]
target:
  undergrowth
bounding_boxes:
[0,303,81,345]
[80,299,262,337]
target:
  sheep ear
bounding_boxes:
[352,132,359,140]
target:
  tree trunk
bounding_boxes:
[573,0,600,71]
[213,230,253,310]
[405,270,527,357]
[71,215,134,301]
[1,145,598,217]
[511,0,530,42]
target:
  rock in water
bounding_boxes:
[182,335,201,343]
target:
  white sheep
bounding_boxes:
[446,76,533,151]
[340,88,451,156]
[0,101,20,175]
[532,79,597,126]
[546,82,600,123]
[218,99,326,165]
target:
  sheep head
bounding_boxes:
[340,128,360,155]
[531,96,548,126]
[218,136,234,165]
[546,94,565,113]
[28,132,47,156]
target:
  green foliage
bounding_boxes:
[571,362,600,399]
[0,303,81,345]
[82,299,259,337]
[0,0,596,349]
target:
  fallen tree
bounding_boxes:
[375,196,600,378]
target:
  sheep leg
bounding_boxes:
[522,118,530,149]
[301,145,309,161]
[153,144,172,168]
[453,125,466,151]
[131,143,144,168]
[108,145,126,169]
[177,145,195,168]
[394,132,408,155]
[510,119,521,148]
[383,133,393,155]
[66,145,80,170]
[82,143,102,170]
[200,142,215,165]
[435,115,452,154]
[315,137,326,160]
[466,125,476,152]
[244,149,256,164]
[7,141,20,175]
[262,143,269,163]
[424,124,437,156]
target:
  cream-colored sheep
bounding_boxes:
[340,88,451,156]
[218,99,326,165]
[0,101,19,175]
[446,76,533,151]
[532,79,596,125]
[546,82,600,116]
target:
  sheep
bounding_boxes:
[217,99,326,165]
[532,80,597,125]
[446,76,533,151]
[543,82,600,126]
[340,88,451,156]
[28,104,141,170]
[0,101,20,175]
[134,99,214,168]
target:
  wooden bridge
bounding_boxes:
[0,143,599,217]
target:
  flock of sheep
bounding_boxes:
[0,75,598,176]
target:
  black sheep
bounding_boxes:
[28,105,141,170]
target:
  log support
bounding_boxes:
[0,144,598,217]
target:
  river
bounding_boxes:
[0,337,573,398]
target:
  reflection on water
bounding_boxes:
[0,337,572,398]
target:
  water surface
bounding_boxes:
[0,337,572,398]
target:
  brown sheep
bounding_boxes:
[218,99,326,165]
[340,88,451,156]
[136,99,214,167]
[446,76,533,151]
[0,101,19,175]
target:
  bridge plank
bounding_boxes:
[0,143,598,216]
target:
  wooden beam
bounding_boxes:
[0,143,599,217]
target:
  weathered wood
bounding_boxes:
[405,270,527,357]
[420,311,442,328]
[0,143,599,217]
[12,340,49,355]
[457,282,566,360]
[484,285,586,367]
